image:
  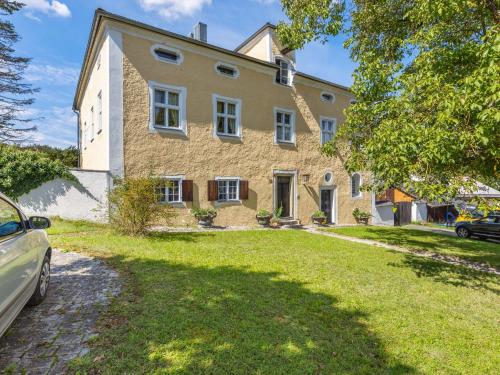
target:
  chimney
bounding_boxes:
[190,22,207,43]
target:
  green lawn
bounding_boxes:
[48,220,499,374]
[325,226,500,268]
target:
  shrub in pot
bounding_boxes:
[352,208,371,225]
[311,210,327,225]
[270,206,283,228]
[256,209,272,226]
[191,208,217,227]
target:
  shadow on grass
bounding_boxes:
[388,254,500,295]
[352,227,500,267]
[78,256,415,374]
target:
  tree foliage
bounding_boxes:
[0,0,37,142]
[0,144,74,199]
[278,0,499,201]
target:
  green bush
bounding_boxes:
[108,176,175,236]
[312,210,327,219]
[256,209,272,217]
[352,208,371,220]
[191,208,217,218]
[0,144,74,200]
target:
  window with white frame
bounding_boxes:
[217,178,239,201]
[351,173,362,198]
[156,178,183,203]
[149,82,187,133]
[275,109,295,143]
[321,91,335,103]
[151,44,183,65]
[152,85,183,130]
[275,57,290,85]
[90,107,94,141]
[215,62,239,78]
[213,95,241,137]
[97,91,103,133]
[320,117,336,145]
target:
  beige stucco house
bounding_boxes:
[73,9,373,226]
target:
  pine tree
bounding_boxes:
[0,0,37,142]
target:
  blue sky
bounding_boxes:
[13,0,355,148]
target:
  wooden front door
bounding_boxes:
[320,189,333,223]
[277,176,291,217]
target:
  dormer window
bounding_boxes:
[151,44,183,65]
[215,62,239,78]
[321,91,335,103]
[275,57,290,85]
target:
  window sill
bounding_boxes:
[151,126,187,136]
[216,133,242,141]
[275,140,296,147]
[160,201,186,208]
[215,200,241,207]
[351,195,364,200]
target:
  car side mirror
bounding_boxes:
[29,216,51,230]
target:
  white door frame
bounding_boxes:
[273,169,298,220]
[320,186,337,224]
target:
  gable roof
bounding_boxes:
[234,22,276,53]
[73,9,350,110]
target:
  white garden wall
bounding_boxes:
[411,201,428,223]
[372,202,394,226]
[18,169,111,222]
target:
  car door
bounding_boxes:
[0,198,38,317]
[471,217,496,237]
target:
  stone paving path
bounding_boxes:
[307,228,500,275]
[0,250,121,374]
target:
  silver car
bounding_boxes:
[0,192,52,338]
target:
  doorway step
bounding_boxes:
[279,218,302,228]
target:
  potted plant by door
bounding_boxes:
[270,206,283,228]
[256,209,272,227]
[352,208,371,225]
[311,210,327,225]
[191,208,217,227]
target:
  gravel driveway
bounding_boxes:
[0,250,120,374]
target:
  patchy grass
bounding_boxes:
[325,226,500,268]
[48,220,499,374]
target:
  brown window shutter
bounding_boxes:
[239,180,249,200]
[207,180,218,201]
[182,180,193,202]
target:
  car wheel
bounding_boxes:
[27,255,50,306]
[456,227,470,239]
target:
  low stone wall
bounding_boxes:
[18,169,112,222]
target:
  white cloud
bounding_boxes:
[138,0,212,19]
[23,0,71,18]
[25,64,80,86]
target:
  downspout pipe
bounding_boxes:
[73,109,81,168]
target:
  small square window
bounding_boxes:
[217,179,239,201]
[157,179,182,203]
